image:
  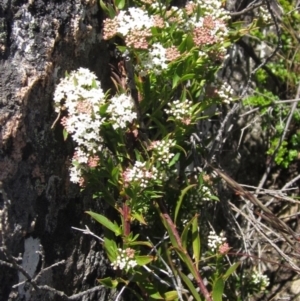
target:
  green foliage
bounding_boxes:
[243,0,300,169]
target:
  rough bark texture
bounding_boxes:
[0,1,114,300]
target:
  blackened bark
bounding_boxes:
[0,1,114,300]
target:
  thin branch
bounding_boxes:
[281,174,300,190]
[147,235,184,301]
[72,225,104,242]
[256,82,300,193]
[230,1,263,17]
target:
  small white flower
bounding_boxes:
[251,271,270,289]
[208,230,226,252]
[217,82,234,104]
[111,248,138,271]
[107,94,137,129]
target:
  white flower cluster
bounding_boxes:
[150,139,176,164]
[54,68,107,185]
[217,82,234,104]
[69,148,89,184]
[189,185,213,202]
[137,43,168,76]
[111,248,138,271]
[150,2,167,11]
[54,68,105,153]
[251,271,270,289]
[259,6,272,23]
[208,230,226,252]
[193,0,230,20]
[116,7,154,36]
[123,161,161,188]
[54,67,105,114]
[106,94,137,129]
[54,68,137,185]
[165,99,193,124]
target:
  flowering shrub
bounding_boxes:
[53,0,270,300]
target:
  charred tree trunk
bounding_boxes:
[0,1,114,300]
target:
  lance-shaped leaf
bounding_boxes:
[222,262,240,281]
[163,291,179,301]
[135,255,155,266]
[178,270,202,301]
[86,211,122,236]
[192,215,201,269]
[181,215,197,250]
[160,214,180,249]
[99,0,116,18]
[212,278,224,301]
[131,211,147,225]
[127,240,153,248]
[174,184,196,224]
[115,0,125,9]
[98,277,118,288]
[173,247,198,281]
[103,237,118,262]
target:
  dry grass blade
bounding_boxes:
[211,167,300,248]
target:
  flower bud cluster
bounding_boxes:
[208,231,226,252]
[123,161,162,188]
[111,248,138,271]
[149,139,176,164]
[165,99,194,125]
[102,0,230,75]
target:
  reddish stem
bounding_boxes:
[122,201,131,237]
[157,199,213,301]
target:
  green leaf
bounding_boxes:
[180,73,195,83]
[63,128,68,141]
[149,292,164,300]
[149,115,168,136]
[172,73,181,89]
[131,211,147,225]
[174,247,198,280]
[168,153,180,167]
[174,184,197,224]
[98,277,118,288]
[174,144,187,157]
[135,255,155,266]
[192,215,201,269]
[103,237,118,262]
[115,0,125,9]
[212,278,224,301]
[159,212,180,249]
[99,0,116,18]
[127,241,153,248]
[222,262,240,281]
[178,270,202,301]
[86,211,122,236]
[97,182,116,207]
[163,291,179,301]
[180,215,197,250]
